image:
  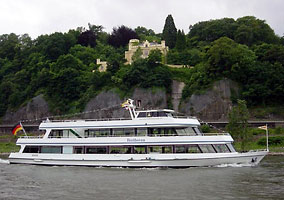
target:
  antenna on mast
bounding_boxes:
[121,99,137,119]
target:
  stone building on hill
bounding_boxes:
[125,39,168,64]
[96,59,107,72]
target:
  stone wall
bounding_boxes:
[180,79,239,121]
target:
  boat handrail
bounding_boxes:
[248,149,268,152]
[18,133,231,139]
[19,136,44,139]
[42,116,197,123]
[43,118,132,123]
[172,116,197,119]
[202,133,231,136]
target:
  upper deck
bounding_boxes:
[39,115,200,130]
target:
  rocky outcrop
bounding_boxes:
[83,90,125,119]
[83,88,167,119]
[0,79,239,124]
[1,95,51,124]
[180,79,239,121]
[171,80,185,112]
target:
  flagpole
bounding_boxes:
[20,121,28,137]
[266,124,269,152]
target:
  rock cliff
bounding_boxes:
[83,88,167,119]
[180,79,239,121]
[1,95,51,124]
[0,79,239,124]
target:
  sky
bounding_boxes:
[0,0,283,39]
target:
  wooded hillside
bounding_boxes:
[0,16,283,119]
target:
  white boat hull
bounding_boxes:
[9,151,268,167]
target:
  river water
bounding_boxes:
[0,156,283,200]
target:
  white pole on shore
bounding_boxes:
[266,124,269,152]
[20,121,28,137]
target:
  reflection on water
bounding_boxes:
[0,156,283,200]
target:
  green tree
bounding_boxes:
[162,14,177,49]
[35,32,76,60]
[175,30,186,51]
[108,25,139,48]
[206,37,256,81]
[235,16,279,46]
[147,49,162,65]
[253,43,284,66]
[50,54,87,73]
[131,47,143,63]
[0,33,19,60]
[69,45,98,66]
[188,18,237,43]
[226,99,251,151]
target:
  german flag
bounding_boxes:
[12,123,23,135]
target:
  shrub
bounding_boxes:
[200,124,211,133]
[257,136,284,146]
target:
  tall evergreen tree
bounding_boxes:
[175,30,186,51]
[162,14,177,49]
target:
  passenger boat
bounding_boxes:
[9,99,268,167]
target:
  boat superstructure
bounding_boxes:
[9,99,268,167]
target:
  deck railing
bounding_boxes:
[19,136,44,139]
[202,133,230,136]
[40,116,197,123]
[19,132,231,139]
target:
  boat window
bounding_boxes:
[164,128,176,136]
[113,129,124,136]
[213,144,231,153]
[41,146,62,154]
[137,128,147,136]
[23,146,40,153]
[86,147,107,154]
[85,129,110,137]
[85,129,100,137]
[187,145,202,153]
[74,146,84,154]
[157,111,167,117]
[148,128,176,136]
[193,127,201,134]
[226,143,236,152]
[134,146,146,154]
[198,144,216,153]
[152,112,158,117]
[124,128,135,136]
[49,130,63,138]
[148,128,161,136]
[148,146,173,154]
[110,146,132,154]
[137,112,146,118]
[100,129,110,136]
[63,146,73,154]
[175,145,201,153]
[166,112,173,117]
[175,127,196,136]
[175,145,187,153]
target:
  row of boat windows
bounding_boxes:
[23,144,234,154]
[137,111,172,118]
[49,127,201,138]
